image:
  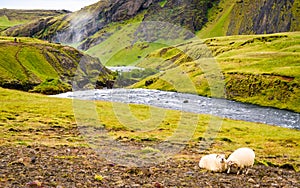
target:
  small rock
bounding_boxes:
[185,171,194,176]
[271,183,279,187]
[277,170,283,175]
[31,156,36,164]
[248,178,256,184]
[131,184,140,188]
[26,180,43,188]
[153,182,164,188]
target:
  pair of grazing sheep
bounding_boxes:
[199,147,255,174]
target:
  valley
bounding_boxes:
[0,0,299,187]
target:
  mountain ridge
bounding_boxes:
[1,0,299,46]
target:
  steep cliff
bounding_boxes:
[198,0,300,38]
[1,0,214,45]
[227,0,299,35]
[1,0,299,51]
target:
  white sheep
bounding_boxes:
[199,154,227,172]
[226,147,255,175]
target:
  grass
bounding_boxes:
[0,15,27,30]
[159,0,168,8]
[85,11,147,64]
[0,87,299,170]
[18,45,59,79]
[0,9,67,32]
[132,32,300,112]
[0,36,113,93]
[85,9,196,66]
[197,0,234,39]
[0,37,61,83]
[105,42,167,66]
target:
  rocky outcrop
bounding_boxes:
[105,0,156,22]
[144,0,216,32]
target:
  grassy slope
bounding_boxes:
[0,37,56,83]
[0,9,67,31]
[132,32,300,112]
[84,11,179,66]
[197,0,235,39]
[0,87,299,170]
[86,12,146,65]
[0,15,27,30]
[0,36,113,93]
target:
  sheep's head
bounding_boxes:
[216,154,226,163]
[226,160,239,173]
[227,160,238,167]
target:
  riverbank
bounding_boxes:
[54,88,300,129]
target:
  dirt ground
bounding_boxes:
[0,145,299,188]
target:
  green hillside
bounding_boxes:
[132,32,300,112]
[0,9,68,31]
[0,37,113,94]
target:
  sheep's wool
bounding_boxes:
[227,147,255,174]
[199,154,227,172]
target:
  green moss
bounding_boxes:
[94,174,103,182]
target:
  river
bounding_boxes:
[53,88,300,130]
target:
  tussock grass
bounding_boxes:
[0,87,299,170]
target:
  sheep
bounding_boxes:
[199,154,227,172]
[226,147,255,175]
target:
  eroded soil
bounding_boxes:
[0,145,299,188]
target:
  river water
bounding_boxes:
[54,88,300,130]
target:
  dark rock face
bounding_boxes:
[144,0,212,32]
[105,0,155,22]
[227,0,298,35]
[252,0,294,34]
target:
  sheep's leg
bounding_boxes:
[236,167,241,175]
[244,168,249,175]
[227,167,231,174]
